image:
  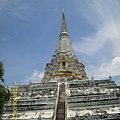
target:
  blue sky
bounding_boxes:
[0,0,120,87]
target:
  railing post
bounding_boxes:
[12,85,18,120]
[54,82,60,120]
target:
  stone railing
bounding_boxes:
[67,79,116,88]
[68,99,120,108]
[67,93,116,102]
[53,82,60,120]
[68,87,116,96]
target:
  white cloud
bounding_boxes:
[73,0,120,81]
[0,1,38,20]
[24,70,44,83]
[0,1,57,20]
[73,0,120,56]
[87,57,120,79]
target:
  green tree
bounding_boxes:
[0,61,10,119]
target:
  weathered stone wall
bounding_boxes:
[3,82,59,120]
[66,78,120,119]
[41,53,88,83]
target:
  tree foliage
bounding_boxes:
[0,61,10,118]
[0,62,4,83]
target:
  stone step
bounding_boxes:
[56,83,65,120]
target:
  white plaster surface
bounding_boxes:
[67,107,120,117]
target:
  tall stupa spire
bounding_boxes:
[60,8,68,36]
[41,9,88,83]
[55,9,74,55]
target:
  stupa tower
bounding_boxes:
[2,9,120,120]
[41,9,88,83]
